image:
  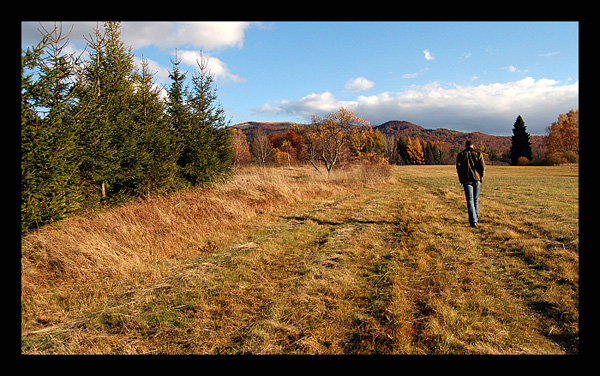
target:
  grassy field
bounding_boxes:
[21,164,578,354]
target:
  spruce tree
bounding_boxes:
[166,49,188,137]
[396,137,409,165]
[76,21,141,200]
[75,22,117,200]
[424,141,434,165]
[509,115,533,166]
[101,21,143,197]
[166,49,190,182]
[132,57,179,195]
[21,23,82,232]
[180,54,232,185]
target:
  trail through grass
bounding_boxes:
[22,165,578,354]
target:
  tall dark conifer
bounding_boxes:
[76,21,141,200]
[509,115,533,165]
[133,57,179,195]
[75,22,115,200]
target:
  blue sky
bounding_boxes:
[22,21,578,136]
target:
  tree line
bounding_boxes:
[232,107,446,174]
[233,109,578,170]
[506,111,579,166]
[21,22,232,232]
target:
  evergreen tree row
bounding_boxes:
[21,22,232,233]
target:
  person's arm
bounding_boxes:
[456,153,463,184]
[478,152,486,183]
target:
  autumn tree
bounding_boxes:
[298,108,369,177]
[231,128,251,169]
[280,140,294,166]
[546,109,579,164]
[383,134,399,164]
[348,126,384,161]
[406,137,425,165]
[250,127,274,166]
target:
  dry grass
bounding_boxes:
[21,164,392,337]
[21,165,578,354]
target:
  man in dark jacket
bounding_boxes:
[456,140,486,227]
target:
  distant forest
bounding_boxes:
[233,120,549,167]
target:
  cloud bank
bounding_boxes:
[254,77,579,135]
[22,22,252,84]
[120,22,252,51]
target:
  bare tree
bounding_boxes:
[383,134,398,164]
[250,127,273,166]
[298,108,369,177]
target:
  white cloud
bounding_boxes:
[507,65,528,74]
[134,56,170,81]
[121,22,252,51]
[344,77,375,93]
[177,50,246,83]
[22,22,254,52]
[402,73,419,79]
[253,77,578,135]
[423,49,435,61]
[253,91,344,119]
[538,51,560,58]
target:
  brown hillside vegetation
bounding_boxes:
[233,120,547,154]
[22,165,578,354]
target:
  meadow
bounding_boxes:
[21,164,579,354]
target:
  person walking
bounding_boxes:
[456,140,486,227]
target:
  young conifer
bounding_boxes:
[21,23,82,232]
[180,53,232,185]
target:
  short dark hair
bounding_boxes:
[465,140,473,148]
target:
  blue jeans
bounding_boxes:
[462,181,481,224]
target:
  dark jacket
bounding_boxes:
[456,147,485,184]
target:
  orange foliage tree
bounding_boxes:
[297,108,370,177]
[406,136,425,165]
[231,128,251,170]
[546,109,579,164]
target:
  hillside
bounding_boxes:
[373,120,547,154]
[233,121,296,140]
[232,120,546,154]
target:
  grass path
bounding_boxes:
[22,166,578,354]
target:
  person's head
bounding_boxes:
[465,140,474,149]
